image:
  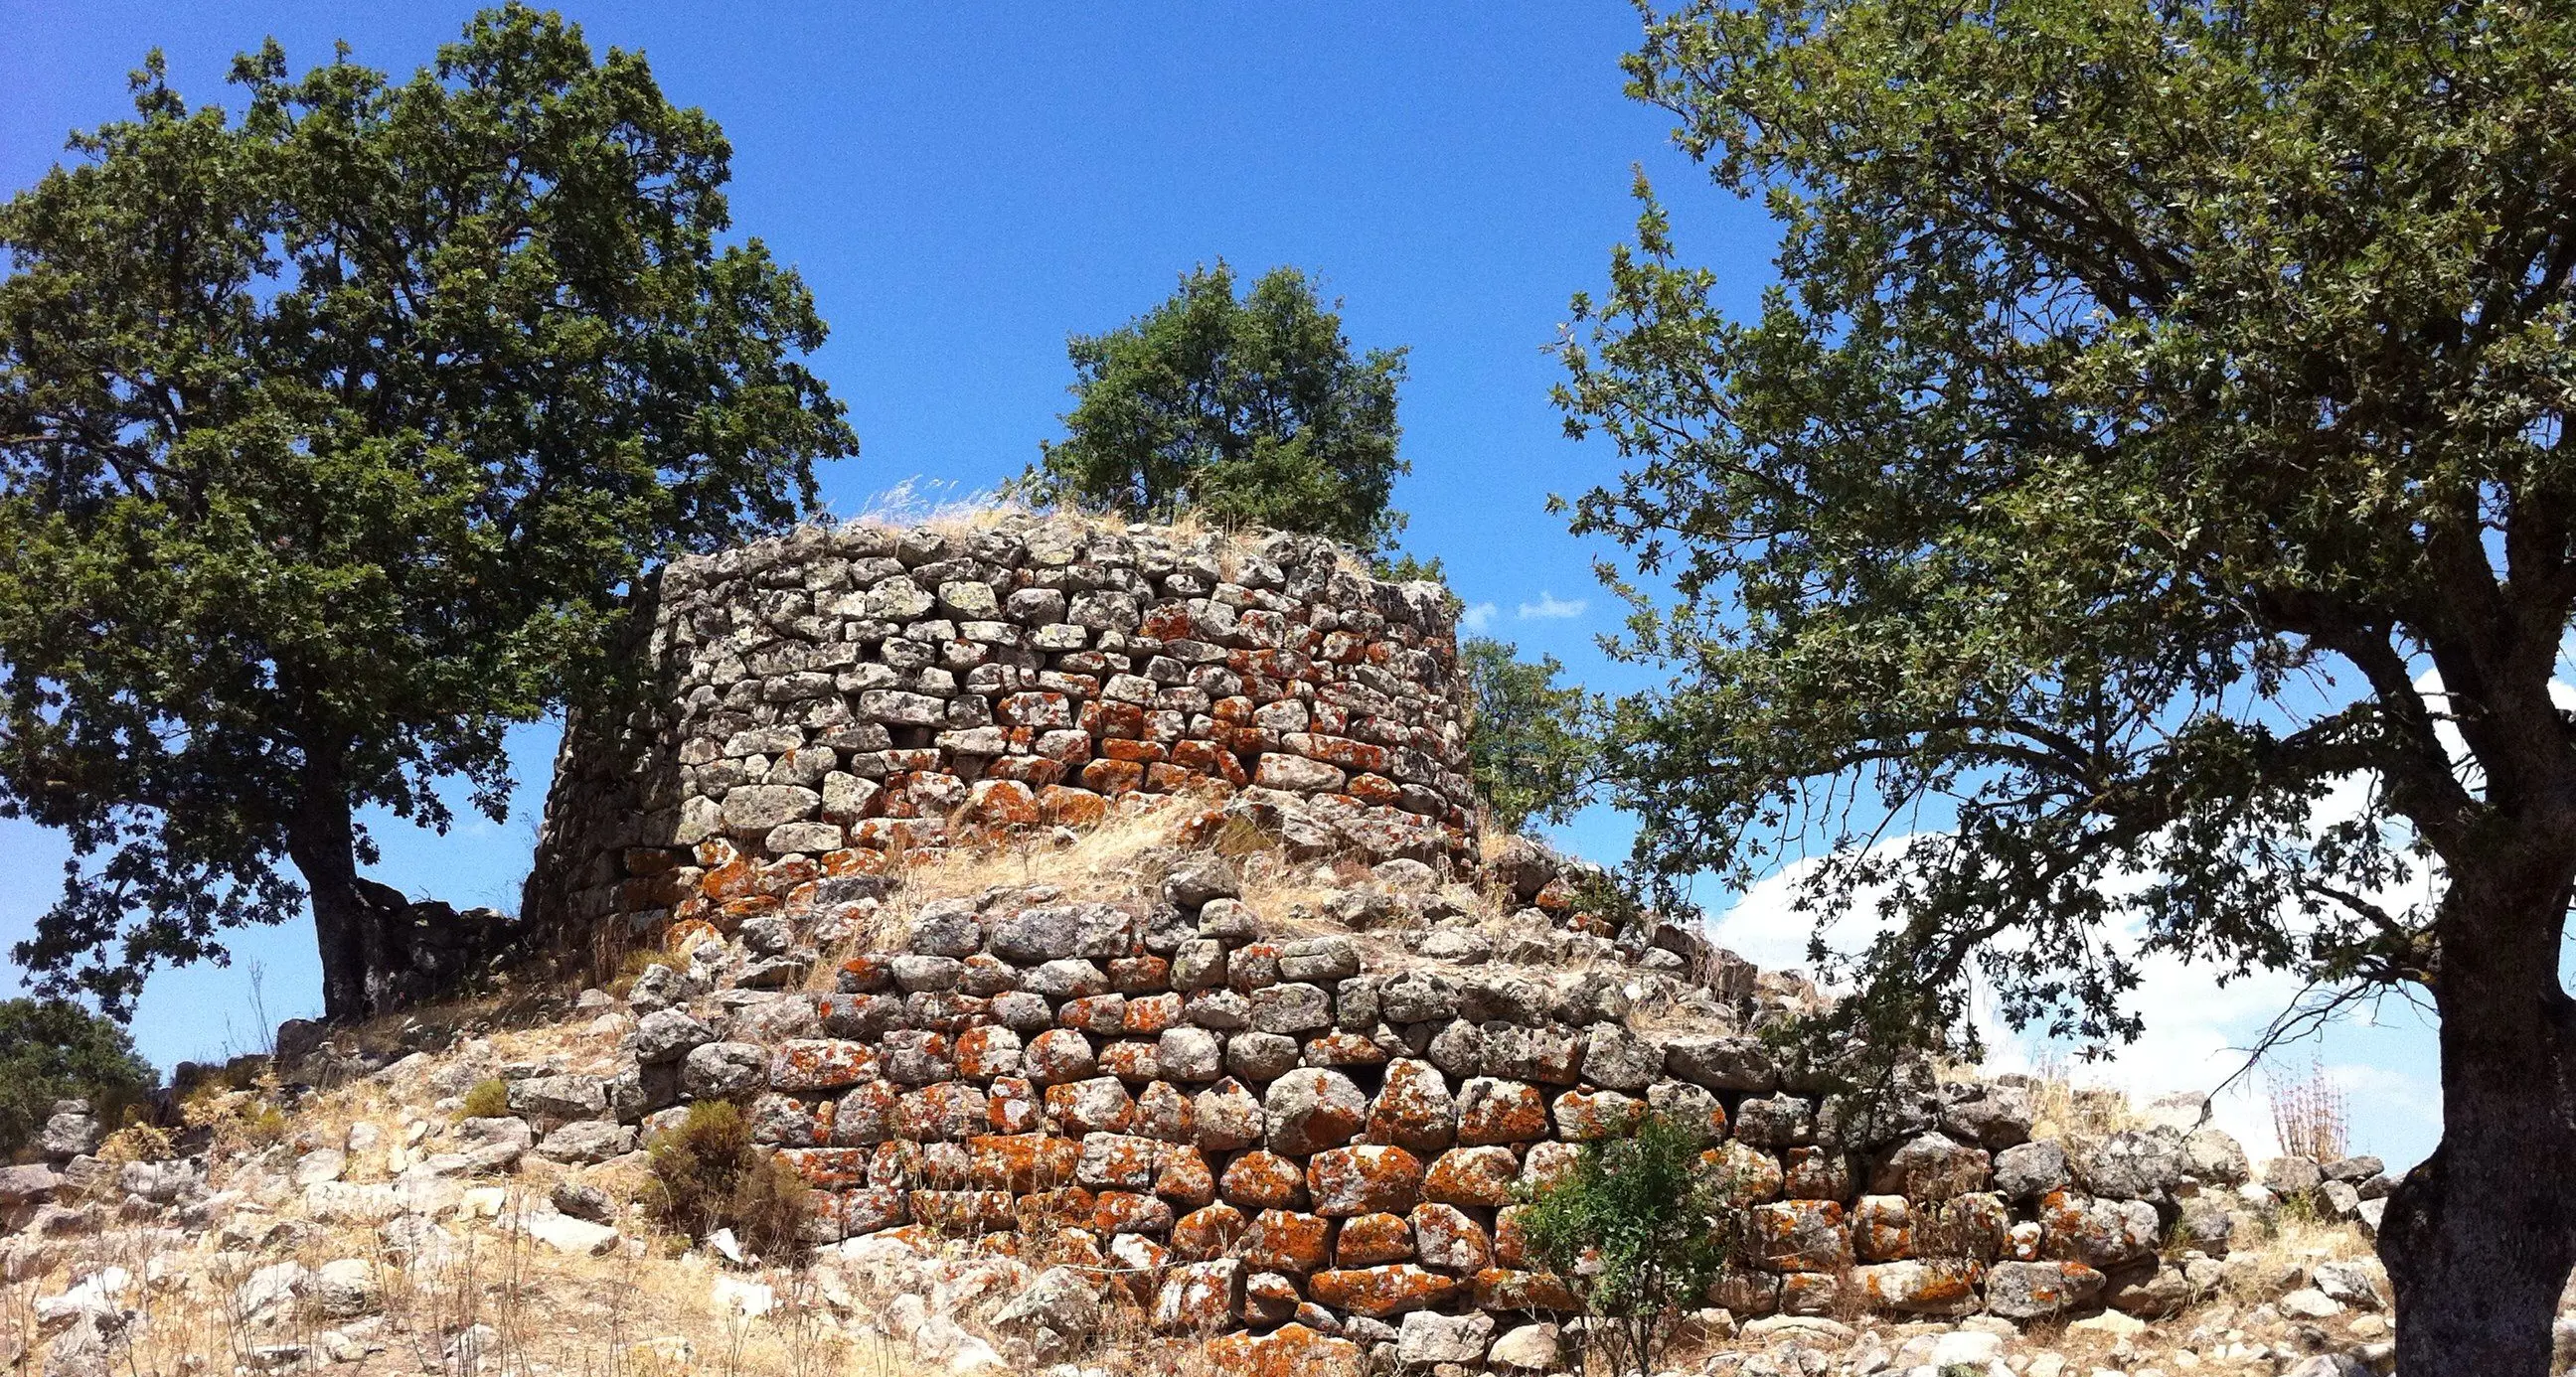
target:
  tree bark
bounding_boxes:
[282,776,376,1023]
[2380,864,2576,1377]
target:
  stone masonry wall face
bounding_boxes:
[574,863,2249,1366]
[526,519,1476,952]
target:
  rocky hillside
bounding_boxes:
[3,801,2401,1377]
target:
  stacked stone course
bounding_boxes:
[558,847,2267,1370]
[524,517,1477,960]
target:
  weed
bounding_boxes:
[644,1100,810,1258]
[460,1077,512,1120]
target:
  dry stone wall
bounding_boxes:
[523,517,1477,961]
[543,847,2272,1370]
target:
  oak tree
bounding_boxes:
[1024,261,1409,551]
[1557,2,2576,1370]
[0,6,855,1021]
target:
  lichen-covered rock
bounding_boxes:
[1203,1323,1365,1377]
[1157,1027,1224,1082]
[1455,1078,1548,1145]
[1193,1078,1266,1150]
[1664,1034,1778,1092]
[1852,1259,1984,1315]
[1222,1151,1312,1211]
[968,1134,1080,1193]
[1306,1146,1423,1218]
[1263,1068,1368,1154]
[1366,1058,1457,1153]
[1152,1259,1242,1332]
[1024,1029,1098,1086]
[1173,1203,1250,1261]
[1076,1134,1164,1191]
[2036,1189,2160,1270]
[679,1044,766,1099]
[1647,1080,1729,1144]
[1045,1076,1134,1135]
[1576,1025,1659,1092]
[1228,1031,1304,1082]
[1749,1199,1851,1273]
[769,1039,876,1092]
[1869,1132,1990,1201]
[1306,1264,1463,1317]
[1243,1208,1332,1275]
[1852,1194,1912,1262]
[1409,1202,1492,1273]
[2076,1129,2187,1202]
[1703,1141,1786,1204]
[1550,1090,1644,1142]
[1993,1140,2070,1199]
[1335,1211,1414,1267]
[1422,1146,1519,1207]
[1984,1260,2106,1319]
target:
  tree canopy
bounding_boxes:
[1461,636,1604,833]
[1022,261,1409,551]
[1557,1,2576,1369]
[0,5,856,1019]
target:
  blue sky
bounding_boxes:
[0,1,2439,1168]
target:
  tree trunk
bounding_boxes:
[2380,866,2576,1377]
[283,777,377,1023]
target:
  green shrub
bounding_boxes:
[0,998,157,1160]
[645,1100,809,1257]
[1516,1114,1749,1377]
[458,1078,511,1120]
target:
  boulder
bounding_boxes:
[1983,1260,2105,1319]
[2183,1127,2250,1184]
[681,1042,769,1099]
[2076,1129,2186,1201]
[1263,1069,1368,1155]
[1993,1141,2070,1199]
[634,1008,716,1064]
[1487,1321,1563,1372]
[1663,1034,1778,1092]
[1395,1310,1494,1365]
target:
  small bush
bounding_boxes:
[1516,1114,1749,1377]
[458,1078,511,1120]
[179,1083,288,1149]
[93,1122,173,1167]
[645,1099,809,1257]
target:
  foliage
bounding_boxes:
[1463,637,1605,832]
[178,1081,287,1149]
[645,1099,809,1257]
[0,5,857,1018]
[1557,1,2576,1363]
[0,998,157,1159]
[1514,1115,1745,1377]
[1020,261,1409,551]
[93,1122,174,1168]
[458,1078,511,1121]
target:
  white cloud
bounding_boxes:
[1460,602,1498,633]
[1517,591,1586,621]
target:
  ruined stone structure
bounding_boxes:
[527,842,2276,1369]
[523,517,1477,960]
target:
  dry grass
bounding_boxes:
[2020,1052,2148,1154]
